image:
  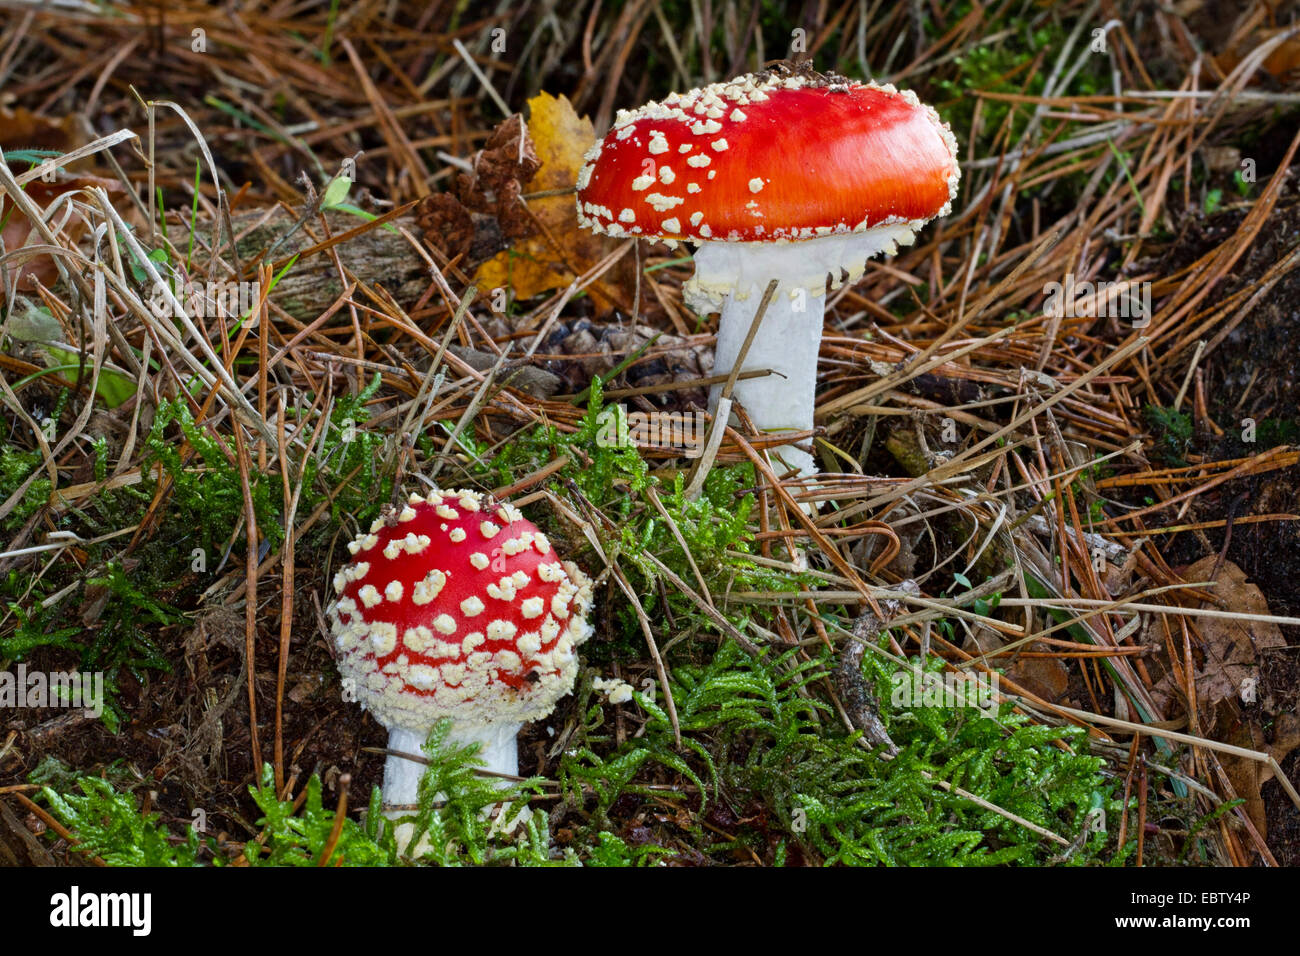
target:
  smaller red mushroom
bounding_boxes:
[327,488,592,838]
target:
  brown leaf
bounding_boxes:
[475,92,632,315]
[1,109,123,297]
[1213,30,1300,82]
[1008,657,1071,703]
[1220,719,1269,840]
[1214,695,1300,848]
[1151,558,1286,723]
[962,626,1070,704]
[0,108,81,156]
[1260,713,1300,786]
[1143,559,1300,846]
[1,176,124,300]
[1218,710,1300,844]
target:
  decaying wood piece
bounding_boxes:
[225,209,433,322]
[834,584,918,755]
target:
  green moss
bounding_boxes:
[559,640,1123,865]
[0,444,51,532]
[1143,404,1194,467]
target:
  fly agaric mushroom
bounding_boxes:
[326,488,593,825]
[576,66,960,475]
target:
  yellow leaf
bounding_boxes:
[475,92,631,314]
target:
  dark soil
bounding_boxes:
[1138,195,1300,864]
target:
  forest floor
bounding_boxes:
[1,0,1299,866]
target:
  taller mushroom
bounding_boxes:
[327,488,592,826]
[577,67,960,475]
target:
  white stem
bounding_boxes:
[708,289,822,476]
[690,226,926,478]
[383,722,521,853]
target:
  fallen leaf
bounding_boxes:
[1260,713,1300,787]
[1220,712,1300,843]
[1008,656,1071,703]
[962,625,1071,704]
[1,109,125,299]
[1140,558,1299,846]
[42,343,138,409]
[1220,714,1269,839]
[1151,557,1286,723]
[1214,30,1300,82]
[0,108,82,157]
[474,92,632,314]
[1,176,125,300]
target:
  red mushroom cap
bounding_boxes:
[327,489,593,732]
[576,71,959,244]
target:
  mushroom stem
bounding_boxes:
[383,723,522,852]
[383,723,522,811]
[708,287,822,477]
[693,225,926,477]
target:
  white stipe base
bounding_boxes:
[383,722,521,855]
[691,225,923,477]
[707,288,820,477]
